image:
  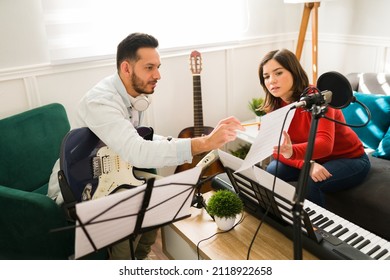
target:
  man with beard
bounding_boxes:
[47,33,243,260]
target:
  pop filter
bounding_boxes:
[317,71,353,109]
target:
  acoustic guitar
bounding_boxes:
[174,50,224,193]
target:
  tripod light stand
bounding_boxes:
[285,1,322,84]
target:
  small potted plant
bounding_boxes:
[248,97,266,121]
[229,143,251,160]
[207,189,244,230]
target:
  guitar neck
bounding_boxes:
[193,75,205,137]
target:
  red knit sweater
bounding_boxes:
[277,106,365,169]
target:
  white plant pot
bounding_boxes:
[214,216,236,231]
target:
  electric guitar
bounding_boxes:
[59,126,154,204]
[174,50,224,192]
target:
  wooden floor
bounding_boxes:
[149,228,169,260]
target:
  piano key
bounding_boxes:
[314,213,352,237]
[320,220,334,229]
[350,236,364,246]
[307,210,315,216]
[314,217,329,227]
[303,201,389,258]
[372,243,390,260]
[367,245,381,256]
[311,214,324,223]
[353,227,371,238]
[316,214,337,229]
[334,227,348,238]
[356,239,370,250]
[221,173,390,260]
[306,203,348,230]
[306,201,390,258]
[361,233,380,245]
[344,232,358,243]
[308,209,327,221]
[305,202,327,217]
[374,249,388,260]
[379,246,390,260]
[328,224,342,234]
[337,223,359,241]
[368,240,390,258]
[344,227,368,242]
[350,228,372,247]
[305,208,316,216]
[360,236,383,254]
[348,233,372,249]
[369,239,388,256]
[322,216,345,232]
[305,201,385,243]
[377,238,390,251]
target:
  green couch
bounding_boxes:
[0,103,74,259]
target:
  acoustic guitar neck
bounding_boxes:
[193,74,205,137]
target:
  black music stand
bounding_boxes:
[217,150,322,259]
[54,167,201,259]
[76,172,199,258]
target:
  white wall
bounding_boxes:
[0,0,49,68]
[1,0,390,148]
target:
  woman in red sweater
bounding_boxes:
[258,49,370,207]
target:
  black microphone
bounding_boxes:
[317,71,354,109]
[294,90,333,109]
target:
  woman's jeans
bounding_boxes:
[265,153,371,207]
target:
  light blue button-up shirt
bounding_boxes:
[76,73,192,168]
[48,72,192,204]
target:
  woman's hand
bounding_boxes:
[310,161,332,182]
[273,130,293,159]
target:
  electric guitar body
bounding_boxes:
[174,50,224,193]
[59,126,154,203]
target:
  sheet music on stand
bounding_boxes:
[73,166,202,259]
[236,103,296,173]
[217,150,320,242]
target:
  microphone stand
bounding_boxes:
[192,175,216,221]
[191,149,220,221]
[292,103,327,260]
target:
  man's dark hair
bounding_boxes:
[116,33,159,70]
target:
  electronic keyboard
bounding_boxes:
[212,173,390,260]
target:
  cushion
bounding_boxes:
[372,126,390,159]
[342,92,390,150]
[0,103,70,192]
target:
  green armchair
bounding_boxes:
[0,103,74,259]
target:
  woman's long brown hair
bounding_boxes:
[258,49,309,112]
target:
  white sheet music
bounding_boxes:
[236,103,296,172]
[218,150,296,201]
[74,166,201,259]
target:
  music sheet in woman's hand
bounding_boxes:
[237,103,296,172]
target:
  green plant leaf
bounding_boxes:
[229,143,251,159]
[207,190,243,218]
[248,97,266,117]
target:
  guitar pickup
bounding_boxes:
[92,156,101,178]
[101,155,111,174]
